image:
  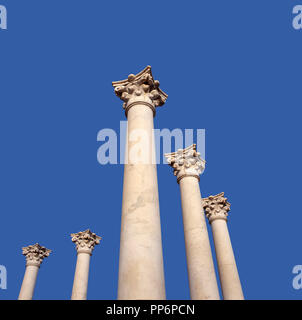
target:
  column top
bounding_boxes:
[202,192,230,223]
[71,229,101,254]
[165,144,206,183]
[112,66,168,117]
[22,243,51,267]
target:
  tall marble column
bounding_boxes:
[71,229,101,300]
[18,243,51,300]
[112,66,167,299]
[165,144,220,300]
[203,192,244,300]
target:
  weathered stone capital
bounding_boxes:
[112,66,168,117]
[165,144,205,183]
[71,229,101,254]
[22,243,51,267]
[203,192,230,223]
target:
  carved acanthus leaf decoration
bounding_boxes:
[71,229,101,253]
[203,192,230,222]
[22,243,51,266]
[165,144,205,181]
[112,66,167,110]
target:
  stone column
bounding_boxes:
[71,229,101,300]
[112,66,167,300]
[165,144,220,300]
[18,243,51,300]
[203,193,244,300]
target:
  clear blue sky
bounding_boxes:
[0,1,301,300]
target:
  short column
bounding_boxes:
[165,144,220,300]
[71,229,101,300]
[203,192,244,300]
[18,243,51,300]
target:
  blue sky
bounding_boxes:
[0,1,302,300]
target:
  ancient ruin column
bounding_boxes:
[165,144,220,300]
[71,229,101,300]
[112,66,167,299]
[18,243,51,300]
[203,193,244,300]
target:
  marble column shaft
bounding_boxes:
[71,229,101,300]
[165,145,220,300]
[203,193,244,300]
[112,66,167,299]
[18,243,51,300]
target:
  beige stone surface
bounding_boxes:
[18,243,51,300]
[113,66,166,300]
[71,252,91,300]
[165,145,220,300]
[18,265,39,300]
[71,229,101,300]
[203,193,244,300]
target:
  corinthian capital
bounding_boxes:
[203,192,230,223]
[22,243,51,267]
[165,144,205,183]
[112,66,168,117]
[71,229,101,254]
